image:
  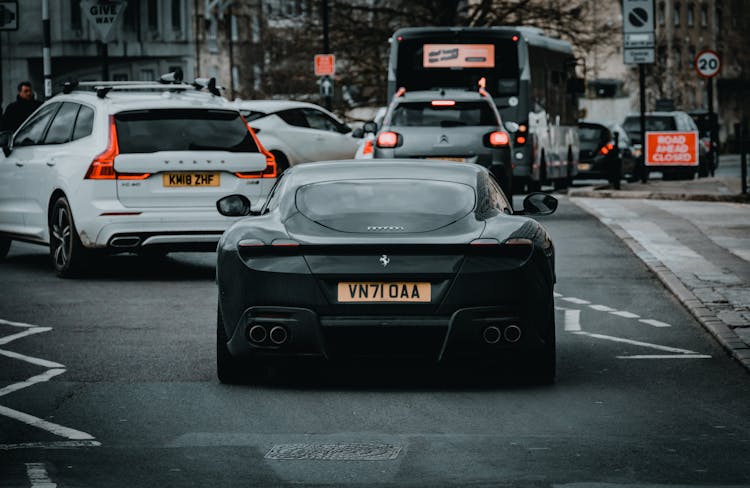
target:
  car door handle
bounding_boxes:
[14,161,23,167]
[46,161,55,167]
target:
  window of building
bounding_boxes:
[171,0,183,31]
[700,4,708,27]
[687,4,694,26]
[231,14,239,42]
[674,3,681,26]
[70,0,82,30]
[140,69,155,81]
[123,1,139,32]
[658,2,665,26]
[148,1,159,31]
[688,45,696,66]
[673,46,682,67]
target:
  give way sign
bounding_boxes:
[82,0,127,41]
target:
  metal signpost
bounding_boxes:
[694,49,721,176]
[0,1,19,103]
[623,0,655,183]
[82,0,127,81]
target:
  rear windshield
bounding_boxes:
[295,179,476,233]
[623,116,677,134]
[115,109,259,153]
[389,101,497,127]
[578,125,609,142]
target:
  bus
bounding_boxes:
[387,27,583,192]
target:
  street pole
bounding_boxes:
[639,63,648,183]
[42,0,52,99]
[322,0,331,111]
[706,77,717,176]
[738,123,747,195]
[101,42,109,81]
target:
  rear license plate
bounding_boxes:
[163,172,220,187]
[578,163,592,171]
[337,282,431,303]
[426,157,466,163]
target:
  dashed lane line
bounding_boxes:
[555,292,673,328]
[0,441,101,451]
[617,354,713,359]
[572,330,702,355]
[25,462,57,488]
[639,318,672,328]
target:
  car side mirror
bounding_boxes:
[0,131,12,157]
[519,192,558,216]
[363,120,378,134]
[338,124,353,135]
[504,121,519,133]
[217,195,256,217]
[352,127,364,138]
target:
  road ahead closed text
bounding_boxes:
[645,131,699,166]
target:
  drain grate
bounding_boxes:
[265,443,401,461]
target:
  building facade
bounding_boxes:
[0,0,195,108]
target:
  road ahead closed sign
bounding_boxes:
[645,131,698,166]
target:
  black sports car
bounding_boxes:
[215,160,558,384]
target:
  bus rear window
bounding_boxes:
[397,38,519,95]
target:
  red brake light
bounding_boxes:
[431,100,456,107]
[235,115,278,179]
[362,139,374,155]
[85,115,119,180]
[377,131,400,148]
[489,131,510,147]
[512,35,519,42]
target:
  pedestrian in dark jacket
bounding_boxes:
[2,81,42,132]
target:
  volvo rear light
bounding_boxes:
[235,116,278,179]
[85,115,119,180]
[488,131,510,147]
[362,139,374,155]
[377,131,401,148]
[431,100,456,107]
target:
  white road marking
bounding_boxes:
[556,307,582,332]
[0,405,96,440]
[0,440,101,450]
[561,297,590,305]
[573,331,700,354]
[617,354,712,359]
[0,327,53,346]
[0,318,41,328]
[553,292,562,297]
[639,318,672,328]
[0,369,66,398]
[0,348,65,368]
[25,462,57,488]
[589,304,617,312]
[610,310,640,319]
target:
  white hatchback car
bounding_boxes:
[234,100,360,171]
[0,80,276,277]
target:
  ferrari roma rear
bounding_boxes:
[216,160,558,384]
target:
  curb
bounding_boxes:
[570,198,750,374]
[568,188,750,203]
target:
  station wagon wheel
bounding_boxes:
[0,237,10,259]
[49,196,89,278]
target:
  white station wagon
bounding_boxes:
[0,77,277,277]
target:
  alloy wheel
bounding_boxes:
[51,204,72,269]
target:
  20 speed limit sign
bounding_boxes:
[694,50,721,78]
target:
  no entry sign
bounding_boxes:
[645,131,699,166]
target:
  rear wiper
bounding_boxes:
[440,121,467,127]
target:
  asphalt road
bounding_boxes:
[1,197,749,487]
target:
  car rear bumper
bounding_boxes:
[77,208,244,251]
[223,304,551,364]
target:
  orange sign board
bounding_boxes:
[423,44,495,68]
[645,131,699,166]
[314,54,335,76]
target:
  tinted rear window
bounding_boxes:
[578,125,608,142]
[389,101,497,127]
[115,109,259,153]
[295,179,476,233]
[623,116,677,133]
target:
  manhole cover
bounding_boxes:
[265,443,401,461]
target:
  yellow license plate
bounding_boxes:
[578,163,592,171]
[163,172,220,187]
[337,282,431,303]
[427,157,466,163]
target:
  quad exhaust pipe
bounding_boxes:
[483,324,522,344]
[247,323,289,346]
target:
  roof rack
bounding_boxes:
[61,69,225,98]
